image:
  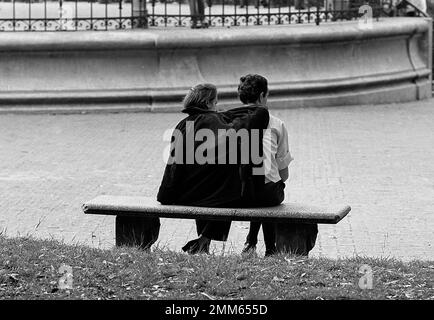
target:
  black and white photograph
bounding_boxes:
[0,0,433,307]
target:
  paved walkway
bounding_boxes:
[1,100,433,261]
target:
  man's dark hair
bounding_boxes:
[237,74,268,104]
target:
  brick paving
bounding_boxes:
[0,100,433,261]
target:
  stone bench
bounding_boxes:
[82,195,351,254]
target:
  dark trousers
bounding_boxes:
[245,181,285,252]
[189,0,205,26]
[239,0,267,7]
[194,181,282,242]
[245,180,318,256]
[194,198,242,241]
[196,220,231,241]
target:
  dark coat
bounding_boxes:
[157,106,269,208]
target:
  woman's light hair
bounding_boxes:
[183,83,217,110]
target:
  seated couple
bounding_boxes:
[157,74,317,257]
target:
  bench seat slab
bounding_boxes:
[83,195,351,224]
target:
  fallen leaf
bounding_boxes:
[340,282,353,287]
[272,276,285,282]
[200,292,216,300]
[236,273,247,281]
[9,274,19,282]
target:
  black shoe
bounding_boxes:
[241,243,257,255]
[182,238,210,254]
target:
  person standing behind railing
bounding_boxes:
[294,0,307,10]
[428,0,434,15]
[381,0,399,16]
[425,0,434,15]
[239,0,268,9]
[189,0,208,28]
[396,0,427,16]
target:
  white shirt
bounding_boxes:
[262,114,294,183]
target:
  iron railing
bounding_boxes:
[0,0,410,31]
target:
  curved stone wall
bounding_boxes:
[0,17,431,113]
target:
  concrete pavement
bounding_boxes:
[0,99,433,260]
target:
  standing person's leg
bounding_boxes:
[189,0,199,28]
[295,0,303,10]
[197,0,207,27]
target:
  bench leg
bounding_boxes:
[275,223,318,256]
[115,216,160,251]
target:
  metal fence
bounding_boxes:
[0,0,412,31]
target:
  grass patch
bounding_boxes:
[0,235,432,300]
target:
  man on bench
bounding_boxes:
[238,74,318,257]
